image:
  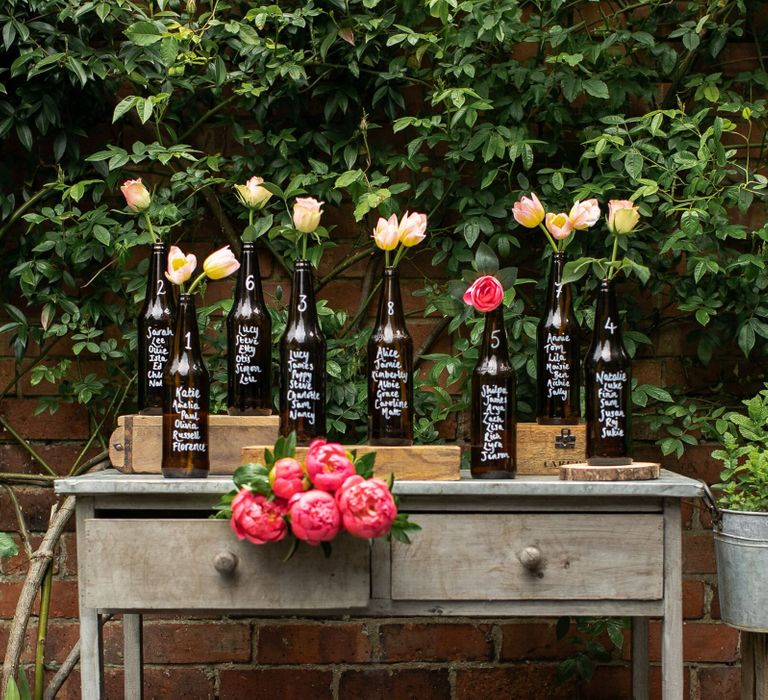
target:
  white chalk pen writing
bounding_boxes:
[595,370,627,438]
[170,386,207,453]
[372,346,409,419]
[287,349,319,424]
[543,331,571,401]
[146,326,173,388]
[480,383,510,462]
[234,325,263,386]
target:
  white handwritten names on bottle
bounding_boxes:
[235,324,263,386]
[480,383,510,463]
[372,346,409,419]
[596,370,627,438]
[146,326,173,388]
[171,386,207,453]
[287,349,321,425]
[544,332,571,401]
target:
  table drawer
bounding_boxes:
[82,519,370,611]
[391,513,663,601]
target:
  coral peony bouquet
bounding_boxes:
[212,434,419,557]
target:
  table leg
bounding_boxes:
[742,632,768,700]
[632,617,649,700]
[123,614,144,700]
[662,499,684,699]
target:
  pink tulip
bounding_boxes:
[607,199,641,235]
[292,197,324,233]
[120,178,151,212]
[463,275,504,313]
[397,211,427,247]
[336,475,397,539]
[372,214,399,251]
[165,246,197,285]
[305,439,356,493]
[235,176,272,209]
[203,245,240,280]
[545,212,574,241]
[230,488,288,545]
[568,199,601,230]
[512,192,545,228]
[270,457,306,500]
[288,490,341,545]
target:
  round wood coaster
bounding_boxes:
[559,461,661,481]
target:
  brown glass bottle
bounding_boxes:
[536,252,580,425]
[470,306,517,478]
[279,259,326,444]
[368,267,413,446]
[162,293,209,478]
[138,243,176,413]
[584,278,632,465]
[227,243,272,415]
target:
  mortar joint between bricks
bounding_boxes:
[490,622,503,663]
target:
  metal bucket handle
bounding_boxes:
[700,480,723,530]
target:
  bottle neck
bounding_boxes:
[375,267,407,328]
[480,305,510,360]
[287,260,318,328]
[146,243,168,299]
[172,294,202,358]
[235,244,264,302]
[593,278,624,344]
[544,252,569,310]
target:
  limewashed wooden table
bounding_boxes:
[55,469,703,700]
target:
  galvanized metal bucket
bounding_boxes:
[712,506,768,633]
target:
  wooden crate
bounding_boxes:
[241,444,461,481]
[109,414,279,474]
[516,423,587,475]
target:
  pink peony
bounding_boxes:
[568,199,601,230]
[270,457,306,500]
[120,178,151,212]
[463,275,504,313]
[305,439,356,492]
[336,475,398,539]
[512,192,545,228]
[230,488,288,545]
[545,212,574,241]
[288,489,341,545]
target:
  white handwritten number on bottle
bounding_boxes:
[604,318,618,334]
[245,274,255,292]
[184,332,191,351]
[490,330,501,349]
[298,294,308,312]
[156,279,165,296]
[387,301,395,316]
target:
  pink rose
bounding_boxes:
[270,457,306,500]
[120,178,151,212]
[397,211,427,247]
[336,475,397,539]
[305,439,356,492]
[607,199,640,235]
[234,176,272,209]
[292,197,323,233]
[568,199,600,230]
[230,488,288,545]
[372,214,399,251]
[512,192,545,228]
[288,489,341,545]
[545,212,573,241]
[165,245,197,285]
[203,245,240,280]
[463,275,504,313]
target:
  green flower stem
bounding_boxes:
[385,249,391,268]
[538,222,559,253]
[34,562,53,700]
[391,244,406,268]
[248,209,254,232]
[186,272,207,295]
[607,234,620,280]
[301,231,308,261]
[143,212,157,244]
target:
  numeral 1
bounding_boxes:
[184,331,191,350]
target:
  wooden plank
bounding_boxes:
[241,444,461,481]
[122,614,143,700]
[516,423,586,475]
[83,519,370,611]
[391,513,664,601]
[110,414,279,474]
[742,632,768,700]
[559,462,661,481]
[661,499,684,699]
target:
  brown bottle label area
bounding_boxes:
[479,383,511,463]
[145,326,173,389]
[234,324,264,387]
[286,349,322,425]
[543,331,572,401]
[595,370,628,439]
[170,386,207,454]
[372,346,409,419]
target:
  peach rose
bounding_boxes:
[292,197,323,233]
[607,199,640,235]
[235,176,272,209]
[120,178,151,212]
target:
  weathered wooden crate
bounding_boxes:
[516,423,586,475]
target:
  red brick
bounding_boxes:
[45,580,80,618]
[378,622,491,662]
[674,444,723,484]
[582,665,631,699]
[339,669,450,700]
[103,620,252,664]
[697,666,740,699]
[0,487,59,533]
[500,621,577,660]
[683,532,717,574]
[683,579,706,619]
[0,581,23,618]
[258,622,370,664]
[219,669,333,700]
[17,620,80,663]
[0,399,90,440]
[648,621,739,663]
[649,664,692,699]
[0,442,103,476]
[711,584,722,620]
[455,666,573,699]
[0,534,64,578]
[58,532,78,577]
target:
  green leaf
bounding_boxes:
[475,242,499,274]
[113,96,137,124]
[4,677,20,700]
[355,452,376,478]
[335,169,364,188]
[93,225,110,246]
[125,21,163,46]
[233,462,268,489]
[583,78,609,99]
[0,532,18,558]
[624,152,642,179]
[738,322,756,357]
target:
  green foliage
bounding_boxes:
[712,384,768,512]
[555,616,628,682]
[0,0,767,453]
[0,532,18,559]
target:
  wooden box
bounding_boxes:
[516,423,586,476]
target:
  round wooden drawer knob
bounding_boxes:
[517,545,543,571]
[213,551,239,576]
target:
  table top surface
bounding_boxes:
[55,468,704,498]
